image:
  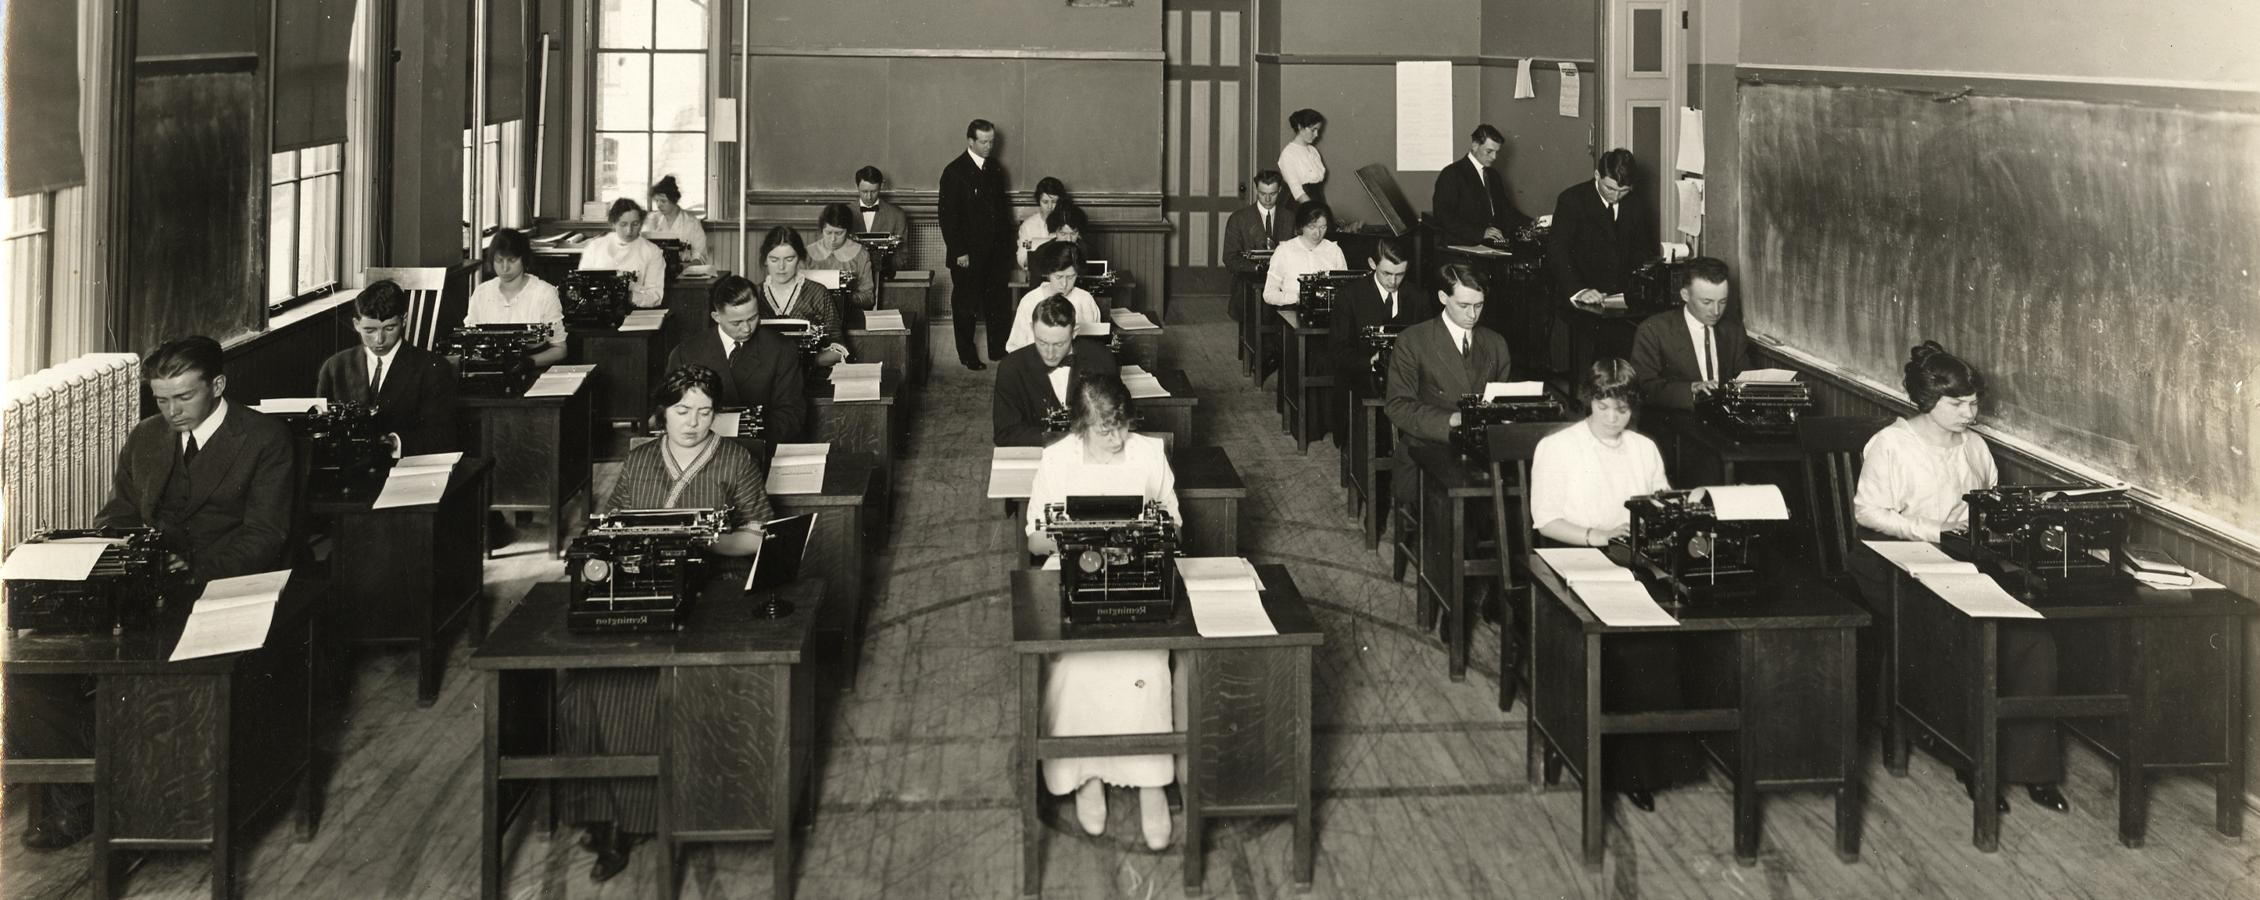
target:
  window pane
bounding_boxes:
[650,53,705,132]
[271,149,297,184]
[651,131,705,211]
[481,135,502,233]
[596,53,653,130]
[297,174,338,294]
[313,174,340,290]
[653,0,705,49]
[599,0,653,49]
[594,132,650,207]
[269,183,297,303]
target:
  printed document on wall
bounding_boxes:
[1394,61,1456,171]
[1557,63,1581,117]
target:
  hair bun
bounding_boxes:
[1908,340,1946,366]
[655,175,678,191]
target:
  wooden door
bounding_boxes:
[1162,0,1253,302]
[1601,0,1686,239]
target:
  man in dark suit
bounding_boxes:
[1222,170,1295,317]
[993,294,1118,446]
[1384,263,1513,468]
[665,275,808,442]
[938,119,1014,368]
[1628,256,1747,409]
[1547,148,1661,376]
[1330,236,1437,399]
[1430,124,1529,247]
[854,165,912,278]
[314,280,458,456]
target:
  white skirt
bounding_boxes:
[1041,649,1178,793]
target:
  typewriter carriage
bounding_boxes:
[1695,380,1814,442]
[565,507,732,633]
[1956,484,2133,597]
[5,527,181,636]
[1624,489,1776,605]
[1450,392,1571,459]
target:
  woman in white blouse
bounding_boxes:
[578,198,668,309]
[641,175,707,264]
[1261,202,1347,308]
[1023,375,1181,851]
[807,203,879,311]
[1004,241,1103,354]
[1852,341,2066,814]
[755,226,851,368]
[1016,177,1070,272]
[1529,358,1700,811]
[465,228,568,366]
[1277,108,1328,205]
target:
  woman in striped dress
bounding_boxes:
[755,225,852,367]
[560,363,772,882]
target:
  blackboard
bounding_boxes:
[1739,81,2260,534]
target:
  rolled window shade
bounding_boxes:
[486,0,526,124]
[272,0,358,152]
[4,0,85,195]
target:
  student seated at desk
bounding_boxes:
[1016,176,1071,273]
[995,294,1117,446]
[754,225,851,368]
[641,175,708,264]
[807,203,879,311]
[466,228,568,366]
[579,197,668,309]
[666,275,809,442]
[1382,263,1512,464]
[1004,241,1103,354]
[1024,374,1181,850]
[1262,201,1347,308]
[561,364,770,882]
[1628,256,1747,409]
[316,280,459,455]
[1328,236,1433,399]
[1852,342,2067,814]
[1039,202,1090,266]
[1530,358,1701,812]
[852,165,910,248]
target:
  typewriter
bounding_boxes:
[561,270,636,331]
[1039,495,1180,625]
[1696,379,1813,442]
[1624,489,1776,604]
[1498,219,1551,280]
[1623,257,1689,316]
[1949,483,2134,598]
[5,527,179,635]
[1292,270,1365,329]
[565,508,731,633]
[717,405,764,441]
[1360,325,1407,387]
[1449,390,1572,458]
[853,232,902,279]
[648,238,689,283]
[764,321,830,372]
[1237,248,1276,269]
[823,270,858,311]
[438,324,553,396]
[1040,405,1072,437]
[1077,261,1122,295]
[287,401,394,500]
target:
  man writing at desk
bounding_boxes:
[1628,256,1747,409]
[1431,124,1529,247]
[994,294,1117,447]
[666,275,809,444]
[1383,263,1513,461]
[316,280,459,455]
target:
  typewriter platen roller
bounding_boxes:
[565,508,731,633]
[1040,495,1180,625]
[5,527,181,636]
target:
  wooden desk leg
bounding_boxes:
[482,673,504,900]
[1884,574,1911,776]
[1180,651,1206,892]
[1835,628,1863,863]
[1294,648,1316,887]
[1019,658,1043,900]
[1973,621,2003,853]
[2219,611,2246,838]
[1449,497,1470,683]
[2118,620,2150,848]
[1733,770,1760,866]
[1582,634,1607,868]
[771,672,796,900]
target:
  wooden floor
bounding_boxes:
[7,299,2258,899]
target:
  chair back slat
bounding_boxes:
[365,266,453,349]
[1483,422,1566,588]
[1797,415,1890,575]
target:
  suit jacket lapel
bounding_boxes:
[134,425,175,525]
[182,413,244,513]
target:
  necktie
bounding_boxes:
[1701,324,1715,382]
[726,338,742,364]
[1386,291,1397,319]
[370,355,386,398]
[1262,209,1272,236]
[1455,330,1468,356]
[1478,167,1494,217]
[184,435,200,467]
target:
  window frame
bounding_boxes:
[587,0,710,216]
[267,142,346,315]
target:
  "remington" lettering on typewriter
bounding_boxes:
[565,508,732,633]
[1040,496,1179,625]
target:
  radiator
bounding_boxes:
[2,353,141,556]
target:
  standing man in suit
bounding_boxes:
[1385,263,1513,466]
[939,119,1014,369]
[1628,256,1746,409]
[665,275,808,442]
[1330,236,1435,400]
[1430,125,1529,247]
[315,280,458,456]
[1547,148,1661,377]
[993,295,1118,446]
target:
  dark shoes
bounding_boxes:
[1624,790,1657,813]
[1954,769,2013,814]
[962,359,987,371]
[2026,784,2070,813]
[578,824,636,883]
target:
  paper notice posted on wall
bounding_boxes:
[1536,547,1637,582]
[1514,58,1536,99]
[1574,579,1679,627]
[1696,485,1789,521]
[766,443,830,495]
[170,570,290,662]
[1179,557,1275,637]
[862,310,906,331]
[0,541,112,581]
[1676,107,1705,175]
[1481,382,1546,401]
[1557,63,1581,117]
[1394,60,1456,172]
[252,398,327,416]
[1734,369,1799,383]
[1675,178,1705,237]
[1860,540,1980,576]
[1912,571,2043,619]
[988,447,1043,499]
[525,364,595,397]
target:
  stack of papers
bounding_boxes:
[372,452,462,509]
[1073,322,1112,338]
[829,362,884,401]
[1734,368,1799,383]
[1911,571,2042,619]
[620,309,666,332]
[987,447,1042,499]
[766,443,830,495]
[1178,557,1275,637]
[170,570,289,661]
[525,364,595,397]
[251,397,327,415]
[2086,548,2225,590]
[0,540,114,581]
[1109,308,1160,332]
[1119,366,1170,399]
[863,310,906,331]
[681,263,715,278]
[1861,540,1980,576]
[1479,382,1546,401]
[1536,547,1678,627]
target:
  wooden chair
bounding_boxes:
[365,266,454,349]
[1484,422,1560,713]
[1797,416,1891,578]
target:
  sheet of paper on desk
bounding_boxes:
[1178,557,1263,593]
[1109,309,1159,331]
[251,397,327,415]
[829,363,884,401]
[0,541,111,581]
[170,570,290,662]
[1537,547,1637,582]
[396,451,462,469]
[1190,589,1277,637]
[1913,571,2043,618]
[1698,484,1790,520]
[863,310,906,330]
[766,443,830,494]
[1123,372,1170,399]
[1575,580,1678,627]
[1860,540,1978,575]
[1448,244,1510,257]
[620,310,666,332]
[988,447,1043,499]
[1075,322,1113,338]
[682,264,714,278]
[1481,381,1546,400]
[1734,368,1799,383]
[524,364,595,397]
[371,467,452,509]
[805,269,843,290]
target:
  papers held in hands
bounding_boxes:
[830,362,884,402]
[170,570,290,661]
[1480,381,1546,402]
[988,446,1043,499]
[744,513,817,593]
[766,443,830,495]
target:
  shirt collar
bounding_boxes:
[184,398,229,450]
[365,344,401,366]
[1595,180,1615,207]
[1441,315,1473,348]
[1683,306,1712,336]
[968,150,987,169]
[717,324,742,352]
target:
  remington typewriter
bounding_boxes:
[1237,248,1275,268]
[1696,379,1813,442]
[1624,489,1775,604]
[853,232,902,278]
[1077,261,1122,294]
[286,401,394,500]
[717,405,764,441]
[1292,270,1365,329]
[1449,391,1572,458]
[1949,483,2135,598]
[648,238,689,282]
[438,324,553,396]
[1360,325,1406,387]
[764,321,830,372]
[5,527,178,635]
[560,269,636,330]
[1040,496,1180,625]
[1624,257,1689,315]
[565,507,731,633]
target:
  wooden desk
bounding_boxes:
[1113,323,1166,371]
[1274,310,1333,452]
[1234,266,1268,377]
[882,272,931,320]
[3,572,324,899]
[849,307,930,394]
[457,371,595,555]
[771,453,879,689]
[1136,368,1199,450]
[1648,408,1805,487]
[1406,443,1503,682]
[1346,396,1391,547]
[1527,556,1869,867]
[472,578,823,900]
[1871,546,2255,851]
[1009,566,1321,897]
[989,445,1246,566]
[569,326,665,425]
[809,369,901,519]
[311,457,493,706]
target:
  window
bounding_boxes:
[268,143,344,310]
[7,194,53,376]
[464,119,526,254]
[592,0,706,213]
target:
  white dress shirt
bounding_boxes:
[1004,286,1103,353]
[1441,315,1474,355]
[1016,212,1058,269]
[1529,420,1670,541]
[1277,141,1327,203]
[1261,237,1347,307]
[365,345,402,395]
[181,398,230,456]
[1854,417,1999,542]
[1046,365,1072,405]
[578,234,669,308]
[1596,180,1619,221]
